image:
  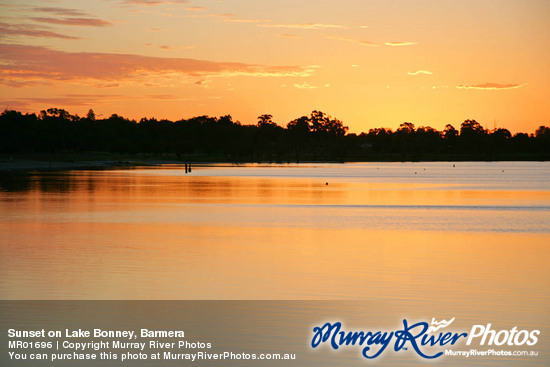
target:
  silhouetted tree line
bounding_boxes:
[1,108,549,161]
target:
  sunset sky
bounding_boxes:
[1,0,549,133]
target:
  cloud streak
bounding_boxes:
[0,44,313,87]
[186,6,205,12]
[31,17,112,27]
[457,83,526,90]
[1,94,195,109]
[33,7,87,17]
[224,18,263,24]
[210,13,266,24]
[123,0,189,5]
[262,23,345,30]
[0,22,79,40]
[326,35,377,47]
[408,70,433,75]
[277,34,301,39]
[190,9,344,31]
[385,42,417,46]
[294,83,316,89]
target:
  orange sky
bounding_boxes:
[1,0,549,133]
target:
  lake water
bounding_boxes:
[0,162,548,365]
[1,161,548,300]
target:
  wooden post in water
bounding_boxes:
[185,163,188,173]
[188,163,192,173]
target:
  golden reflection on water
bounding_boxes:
[1,222,548,303]
[0,166,548,303]
[0,171,550,300]
[0,163,548,367]
[21,170,550,207]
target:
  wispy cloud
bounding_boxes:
[207,13,265,24]
[225,18,263,24]
[0,80,45,88]
[31,17,112,27]
[1,94,194,109]
[326,35,377,47]
[94,83,121,88]
[186,6,205,12]
[294,83,316,89]
[33,7,87,17]
[408,70,432,75]
[457,83,527,90]
[191,9,343,30]
[262,23,345,30]
[146,43,194,51]
[28,6,112,28]
[146,94,190,100]
[209,13,236,19]
[0,43,313,87]
[385,42,417,46]
[2,95,126,108]
[277,34,301,39]
[0,22,79,40]
[123,0,189,5]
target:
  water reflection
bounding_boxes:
[0,162,548,367]
[0,162,548,300]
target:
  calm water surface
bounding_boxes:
[0,162,549,300]
[1,162,549,366]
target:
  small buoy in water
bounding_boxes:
[325,182,328,185]
[414,172,417,174]
[453,164,455,168]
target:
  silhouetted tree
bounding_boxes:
[309,110,348,136]
[460,119,485,135]
[257,114,276,128]
[287,116,311,161]
[0,108,547,161]
[86,109,96,121]
[444,124,458,139]
[255,114,284,161]
[396,122,415,134]
[534,125,550,155]
[459,119,487,154]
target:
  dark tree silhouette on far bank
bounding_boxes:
[0,108,548,162]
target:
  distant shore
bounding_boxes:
[1,155,548,173]
[2,110,549,167]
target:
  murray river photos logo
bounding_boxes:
[311,318,540,360]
